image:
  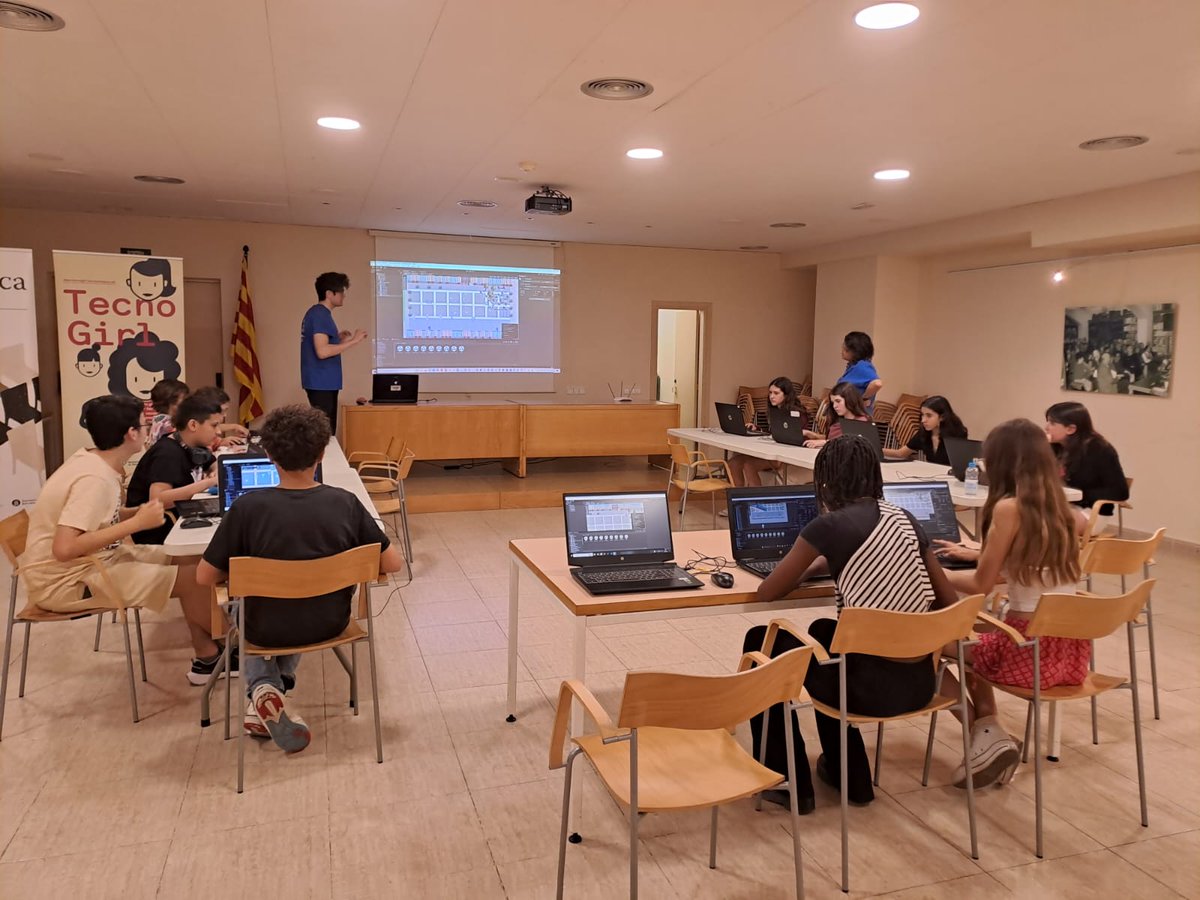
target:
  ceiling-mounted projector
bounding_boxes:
[525,186,572,215]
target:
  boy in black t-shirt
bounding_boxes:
[197,405,404,753]
[127,393,223,544]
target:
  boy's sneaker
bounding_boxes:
[243,700,270,739]
[187,646,240,686]
[953,725,1021,789]
[251,683,311,753]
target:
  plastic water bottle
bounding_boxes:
[964,459,980,497]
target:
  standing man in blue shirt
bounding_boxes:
[300,272,367,434]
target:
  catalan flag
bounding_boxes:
[230,245,266,425]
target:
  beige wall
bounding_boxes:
[0,207,814,450]
[812,257,876,390]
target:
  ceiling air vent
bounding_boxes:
[580,78,654,101]
[457,200,497,208]
[0,2,64,31]
[1078,135,1148,151]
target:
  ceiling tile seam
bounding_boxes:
[360,0,452,225]
[83,0,206,190]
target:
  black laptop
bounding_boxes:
[881,481,977,569]
[371,372,419,404]
[944,436,988,484]
[714,401,754,436]
[563,491,703,595]
[216,451,323,516]
[839,417,904,462]
[726,485,824,578]
[768,408,808,446]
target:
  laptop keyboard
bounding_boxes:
[741,560,779,577]
[577,567,678,585]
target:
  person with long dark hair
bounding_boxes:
[802,382,870,448]
[937,419,1086,788]
[1044,401,1128,522]
[836,331,883,410]
[883,395,967,464]
[727,376,807,486]
[742,435,958,809]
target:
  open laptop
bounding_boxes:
[563,491,703,595]
[839,418,904,462]
[726,485,823,578]
[881,481,977,569]
[944,436,988,484]
[371,372,419,404]
[216,451,323,516]
[768,408,808,446]
[714,401,754,436]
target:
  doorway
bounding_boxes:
[653,306,708,429]
[183,277,225,390]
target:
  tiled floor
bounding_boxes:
[1,506,1197,898]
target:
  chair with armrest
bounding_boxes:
[0,511,147,739]
[346,435,405,476]
[945,582,1155,859]
[1080,476,1135,543]
[549,646,815,899]
[364,448,417,565]
[761,595,987,892]
[667,442,734,528]
[219,543,384,793]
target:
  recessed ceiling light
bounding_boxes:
[317,116,360,131]
[873,168,910,181]
[739,245,769,251]
[1078,135,1148,151]
[1052,270,1065,283]
[458,200,497,208]
[854,3,920,29]
[626,148,663,160]
[134,174,185,184]
[580,78,654,101]
[769,222,807,228]
[0,3,65,32]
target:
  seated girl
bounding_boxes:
[938,419,1087,789]
[883,395,967,464]
[803,382,870,449]
[744,435,959,808]
[1045,400,1128,527]
[728,376,808,486]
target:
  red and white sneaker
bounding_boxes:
[243,700,270,739]
[251,684,311,753]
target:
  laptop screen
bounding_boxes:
[562,491,674,566]
[218,454,323,513]
[372,372,419,403]
[881,481,961,544]
[726,486,820,560]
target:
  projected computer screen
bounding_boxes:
[372,261,560,377]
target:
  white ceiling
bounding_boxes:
[2,0,1198,253]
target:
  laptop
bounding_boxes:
[945,436,988,484]
[714,401,754,436]
[562,491,703,595]
[768,407,808,446]
[881,481,977,569]
[839,418,904,462]
[726,485,824,579]
[217,451,324,516]
[371,372,419,404]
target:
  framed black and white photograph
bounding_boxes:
[1062,303,1175,396]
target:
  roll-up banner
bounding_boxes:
[1,247,46,511]
[53,251,186,456]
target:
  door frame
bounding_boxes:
[650,301,711,428]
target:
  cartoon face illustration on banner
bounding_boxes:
[75,343,103,377]
[126,258,178,302]
[107,332,182,401]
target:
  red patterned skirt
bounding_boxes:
[972,615,1091,689]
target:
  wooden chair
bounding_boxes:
[870,399,897,425]
[1081,476,1135,541]
[895,392,925,411]
[1080,530,1165,723]
[795,377,813,397]
[961,582,1155,858]
[347,435,405,476]
[0,511,147,740]
[363,449,417,565]
[737,385,771,430]
[667,442,734,528]
[797,395,819,426]
[888,402,922,449]
[763,595,987,892]
[549,647,815,899]
[219,544,384,793]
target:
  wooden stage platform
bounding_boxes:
[404,456,672,513]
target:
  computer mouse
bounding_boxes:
[711,571,735,589]
[180,517,214,529]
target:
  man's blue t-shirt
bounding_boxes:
[837,359,880,406]
[300,303,341,391]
